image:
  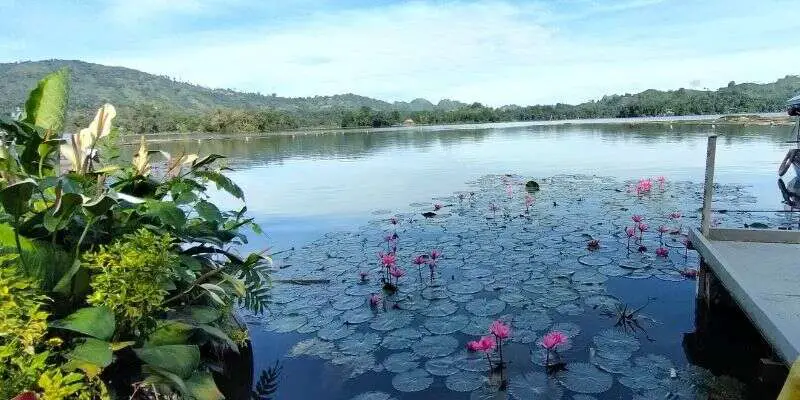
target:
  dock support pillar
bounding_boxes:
[701,135,718,237]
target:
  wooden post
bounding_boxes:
[701,135,718,237]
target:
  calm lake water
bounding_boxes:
[158,121,795,399]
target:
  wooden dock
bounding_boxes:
[690,227,800,365]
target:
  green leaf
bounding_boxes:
[146,200,187,228]
[134,344,200,379]
[195,170,244,200]
[110,341,135,351]
[196,200,222,223]
[145,321,194,347]
[52,259,81,294]
[44,191,82,232]
[82,194,117,217]
[0,179,37,218]
[191,154,225,170]
[65,338,112,368]
[187,372,224,400]
[142,365,189,395]
[189,306,222,324]
[197,324,238,351]
[50,306,115,340]
[23,68,69,133]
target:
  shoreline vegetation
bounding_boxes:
[119,113,794,144]
[2,61,799,137]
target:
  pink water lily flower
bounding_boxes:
[466,340,482,352]
[430,250,442,261]
[655,247,669,257]
[369,293,381,307]
[637,223,649,233]
[389,266,406,279]
[379,252,397,267]
[658,225,670,234]
[478,335,496,352]
[625,227,636,238]
[669,211,682,220]
[524,194,535,210]
[631,214,644,223]
[413,255,428,265]
[541,331,567,350]
[489,320,511,339]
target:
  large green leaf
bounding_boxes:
[65,338,112,369]
[146,200,187,228]
[50,306,115,340]
[142,365,189,395]
[189,306,222,324]
[134,344,200,379]
[52,259,81,294]
[82,194,117,217]
[197,324,238,351]
[44,191,82,232]
[23,68,69,133]
[145,320,194,347]
[196,200,222,223]
[0,179,37,218]
[194,170,244,200]
[186,372,224,400]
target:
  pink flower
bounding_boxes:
[369,293,381,307]
[430,250,442,261]
[631,214,644,223]
[489,320,511,339]
[655,247,669,257]
[658,225,670,234]
[413,255,428,265]
[478,335,496,352]
[625,227,636,238]
[525,194,535,208]
[541,331,567,350]
[389,266,406,279]
[379,252,397,267]
[635,178,653,194]
[669,211,682,220]
[466,340,481,352]
[637,223,649,233]
[434,203,443,211]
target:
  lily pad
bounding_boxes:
[466,298,506,316]
[412,335,460,358]
[446,371,485,392]
[556,362,613,394]
[381,328,423,350]
[392,369,434,392]
[508,371,564,400]
[383,351,421,373]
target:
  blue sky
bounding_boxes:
[1,0,797,105]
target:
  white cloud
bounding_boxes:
[96,0,800,105]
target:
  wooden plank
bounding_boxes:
[690,228,800,365]
[708,228,800,244]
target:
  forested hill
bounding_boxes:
[1,59,799,134]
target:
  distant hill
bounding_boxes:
[0,60,467,117]
[0,59,798,133]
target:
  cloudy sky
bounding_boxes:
[1,0,797,105]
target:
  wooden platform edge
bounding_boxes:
[690,228,798,365]
[708,228,800,244]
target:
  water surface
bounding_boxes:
[156,122,795,399]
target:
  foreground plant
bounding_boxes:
[541,330,567,369]
[0,69,272,399]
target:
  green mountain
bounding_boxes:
[1,59,798,134]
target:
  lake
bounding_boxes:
[158,121,795,399]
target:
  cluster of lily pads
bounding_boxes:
[250,174,782,399]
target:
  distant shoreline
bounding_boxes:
[122,112,794,144]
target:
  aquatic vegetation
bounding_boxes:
[271,173,767,398]
[655,247,669,257]
[541,330,568,367]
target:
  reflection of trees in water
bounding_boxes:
[149,124,787,168]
